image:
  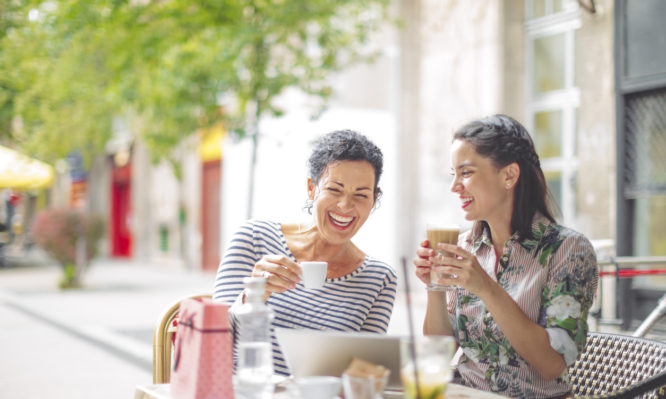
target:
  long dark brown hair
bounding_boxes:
[453,114,557,240]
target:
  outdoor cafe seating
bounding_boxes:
[567,332,666,398]
[141,292,666,399]
[153,293,212,384]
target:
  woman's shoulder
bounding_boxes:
[235,219,283,239]
[363,255,398,277]
[518,215,597,266]
[240,219,280,230]
[536,220,598,272]
[530,215,592,246]
[549,221,594,250]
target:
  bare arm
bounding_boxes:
[413,240,456,337]
[423,290,455,336]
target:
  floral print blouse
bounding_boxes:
[447,214,598,398]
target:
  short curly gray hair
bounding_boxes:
[305,129,383,209]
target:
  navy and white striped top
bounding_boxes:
[212,219,398,376]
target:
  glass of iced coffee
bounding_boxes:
[426,224,460,291]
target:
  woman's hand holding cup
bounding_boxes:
[252,255,302,300]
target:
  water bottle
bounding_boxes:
[235,276,274,399]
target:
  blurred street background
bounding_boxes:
[0,251,210,399]
[1,0,665,398]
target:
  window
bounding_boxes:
[624,89,666,264]
[525,0,581,224]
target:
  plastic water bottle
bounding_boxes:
[235,276,274,399]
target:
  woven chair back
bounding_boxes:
[568,332,666,398]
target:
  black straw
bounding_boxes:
[401,257,422,399]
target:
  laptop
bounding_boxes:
[275,328,404,390]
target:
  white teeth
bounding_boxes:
[462,197,473,204]
[329,212,353,226]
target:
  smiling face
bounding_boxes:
[449,139,518,227]
[308,160,376,245]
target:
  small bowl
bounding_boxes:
[294,376,342,399]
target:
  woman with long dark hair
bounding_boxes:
[413,114,598,398]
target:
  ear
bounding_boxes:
[503,162,520,190]
[307,177,316,200]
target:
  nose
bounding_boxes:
[338,194,354,211]
[450,175,462,193]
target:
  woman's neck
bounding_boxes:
[283,223,360,266]
[487,221,513,256]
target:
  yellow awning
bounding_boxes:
[198,124,226,162]
[0,145,55,190]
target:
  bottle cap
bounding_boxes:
[244,276,266,297]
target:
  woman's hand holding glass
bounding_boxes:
[430,243,496,297]
[252,254,302,300]
[413,239,437,286]
[413,239,460,289]
[414,241,494,296]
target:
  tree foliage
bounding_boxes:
[0,0,392,165]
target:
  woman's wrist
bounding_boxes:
[477,277,505,308]
[425,288,448,304]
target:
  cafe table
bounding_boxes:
[134,382,507,399]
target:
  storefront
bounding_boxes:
[0,145,55,264]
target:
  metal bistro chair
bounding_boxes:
[568,332,666,398]
[152,293,212,384]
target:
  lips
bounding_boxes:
[328,212,354,228]
[461,197,473,209]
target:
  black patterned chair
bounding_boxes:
[568,332,666,398]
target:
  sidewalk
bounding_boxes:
[0,254,426,399]
[0,256,215,399]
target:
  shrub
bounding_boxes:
[31,208,104,288]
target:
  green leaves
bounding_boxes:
[1,0,391,165]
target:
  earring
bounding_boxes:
[506,183,511,189]
[303,198,314,215]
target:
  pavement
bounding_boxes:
[0,250,427,399]
[0,252,216,399]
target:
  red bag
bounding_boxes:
[171,298,235,399]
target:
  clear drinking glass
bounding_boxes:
[425,224,460,291]
[400,336,455,399]
[342,373,379,399]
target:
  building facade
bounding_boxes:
[62,0,662,328]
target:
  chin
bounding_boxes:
[462,212,474,221]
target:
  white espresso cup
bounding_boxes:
[300,261,328,289]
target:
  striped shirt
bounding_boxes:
[448,214,598,398]
[212,219,398,376]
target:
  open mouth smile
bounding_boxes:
[328,212,354,228]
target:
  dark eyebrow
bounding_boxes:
[330,181,372,191]
[453,162,474,170]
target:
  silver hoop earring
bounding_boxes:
[303,199,314,215]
